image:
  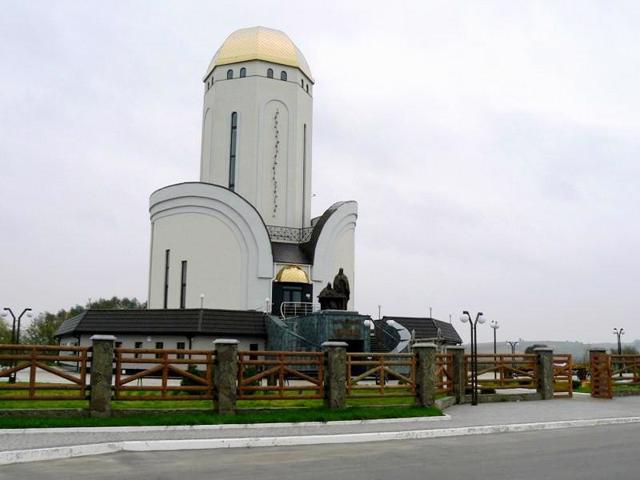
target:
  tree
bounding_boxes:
[0,318,11,344]
[610,346,639,355]
[22,296,146,345]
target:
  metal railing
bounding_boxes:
[237,350,324,400]
[266,225,314,243]
[280,302,319,318]
[114,348,214,401]
[346,352,416,398]
[0,345,89,400]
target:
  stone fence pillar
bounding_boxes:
[213,339,239,415]
[414,343,437,407]
[535,347,554,400]
[322,341,348,409]
[447,346,466,404]
[90,335,116,417]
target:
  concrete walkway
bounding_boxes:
[2,394,640,455]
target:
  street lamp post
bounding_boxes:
[613,328,625,378]
[460,311,486,406]
[613,328,624,355]
[1,307,33,383]
[507,340,519,379]
[490,320,499,380]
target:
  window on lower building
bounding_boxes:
[227,69,233,79]
[177,341,186,359]
[267,68,273,78]
[280,71,287,81]
[250,343,259,360]
[240,67,246,78]
[155,342,164,359]
[134,341,142,359]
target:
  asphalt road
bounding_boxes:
[3,423,640,480]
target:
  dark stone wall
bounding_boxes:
[266,311,371,352]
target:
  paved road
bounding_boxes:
[3,423,639,480]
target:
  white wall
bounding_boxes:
[148,183,273,310]
[311,201,358,309]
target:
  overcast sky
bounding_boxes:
[1,1,639,344]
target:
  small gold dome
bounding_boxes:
[275,265,310,284]
[205,26,313,81]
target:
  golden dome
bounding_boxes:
[275,265,310,284]
[205,26,313,81]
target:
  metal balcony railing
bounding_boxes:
[280,302,320,318]
[267,225,314,243]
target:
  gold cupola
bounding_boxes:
[205,26,313,81]
[275,265,310,284]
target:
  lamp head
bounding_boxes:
[477,313,486,324]
[460,311,471,323]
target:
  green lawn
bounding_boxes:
[575,382,640,394]
[0,384,417,409]
[0,405,442,429]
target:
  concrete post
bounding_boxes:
[89,335,116,417]
[213,339,239,415]
[447,346,466,404]
[414,343,437,407]
[535,347,554,400]
[322,341,348,409]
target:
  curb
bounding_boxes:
[2,416,640,466]
[0,414,451,435]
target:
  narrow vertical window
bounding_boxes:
[180,260,187,309]
[240,67,246,78]
[163,249,170,309]
[267,68,273,78]
[227,69,233,79]
[280,71,287,81]
[229,112,238,191]
[302,124,307,225]
[301,79,304,87]
[155,342,164,359]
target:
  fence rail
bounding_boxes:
[466,354,538,390]
[552,354,573,397]
[0,344,89,400]
[436,353,454,396]
[611,355,640,385]
[347,353,416,398]
[237,350,324,400]
[114,348,214,401]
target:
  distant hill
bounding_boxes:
[463,340,640,363]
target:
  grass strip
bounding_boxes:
[0,406,441,429]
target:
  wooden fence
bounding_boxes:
[346,352,416,398]
[435,353,454,396]
[0,345,89,400]
[466,354,538,390]
[237,350,324,400]
[114,347,214,400]
[552,354,573,397]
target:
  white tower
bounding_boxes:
[199,27,314,229]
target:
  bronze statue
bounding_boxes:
[333,268,350,303]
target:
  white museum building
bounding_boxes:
[147,26,357,315]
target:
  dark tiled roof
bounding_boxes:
[55,309,267,338]
[382,316,462,344]
[271,242,311,264]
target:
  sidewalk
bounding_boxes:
[2,395,640,463]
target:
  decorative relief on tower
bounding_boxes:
[271,108,280,218]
